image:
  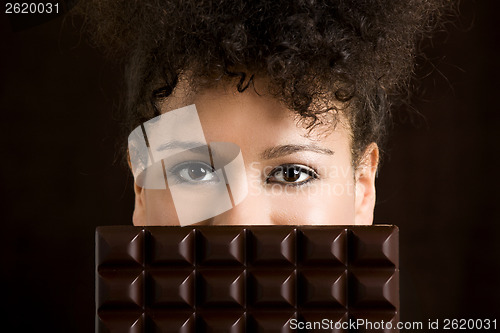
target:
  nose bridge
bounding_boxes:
[212,191,272,225]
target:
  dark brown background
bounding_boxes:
[1,1,498,331]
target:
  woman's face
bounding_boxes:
[132,81,378,226]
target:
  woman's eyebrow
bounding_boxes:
[156,140,206,152]
[260,144,334,160]
[155,140,222,160]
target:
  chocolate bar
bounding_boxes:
[96,225,399,332]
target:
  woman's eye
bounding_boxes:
[266,164,318,185]
[171,161,220,184]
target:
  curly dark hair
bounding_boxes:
[77,0,449,165]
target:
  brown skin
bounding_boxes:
[132,80,378,226]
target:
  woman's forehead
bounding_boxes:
[160,81,348,144]
[161,74,348,128]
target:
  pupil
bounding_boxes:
[283,166,300,182]
[188,165,207,180]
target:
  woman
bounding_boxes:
[79,0,448,226]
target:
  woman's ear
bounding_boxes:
[132,182,147,226]
[354,143,379,225]
[128,149,147,226]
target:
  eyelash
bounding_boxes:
[168,161,219,185]
[167,161,319,187]
[265,164,319,186]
